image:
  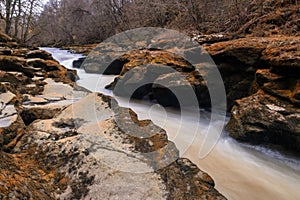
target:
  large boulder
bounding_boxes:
[110,65,173,100]
[205,37,267,109]
[105,37,300,110]
[82,42,129,74]
[7,93,226,199]
[105,37,297,110]
[106,49,211,108]
[205,36,300,110]
[221,37,300,153]
[152,71,210,108]
[227,90,300,152]
[72,57,86,68]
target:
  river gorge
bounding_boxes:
[42,47,300,200]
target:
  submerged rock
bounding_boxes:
[72,57,86,68]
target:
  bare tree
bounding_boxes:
[4,0,17,34]
[0,0,43,43]
[13,0,20,37]
[30,0,298,46]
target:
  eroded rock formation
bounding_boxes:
[79,34,300,154]
[0,31,225,199]
[206,36,300,153]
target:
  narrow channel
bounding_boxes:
[43,47,300,200]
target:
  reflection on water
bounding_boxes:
[43,47,300,200]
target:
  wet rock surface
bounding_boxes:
[72,57,86,69]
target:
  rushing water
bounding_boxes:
[42,47,300,200]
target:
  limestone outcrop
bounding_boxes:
[0,33,226,199]
[206,37,300,153]
[80,35,300,153]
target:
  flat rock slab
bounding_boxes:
[16,93,167,199]
[0,105,17,128]
[23,78,89,107]
[42,78,74,99]
[27,96,48,104]
[0,114,18,128]
[13,92,225,199]
[0,91,15,104]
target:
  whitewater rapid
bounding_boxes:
[43,47,300,200]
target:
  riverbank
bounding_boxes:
[67,33,300,156]
[61,44,98,56]
[0,32,225,199]
[44,46,300,200]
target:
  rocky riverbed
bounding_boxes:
[51,45,300,200]
[0,32,226,199]
[73,33,300,155]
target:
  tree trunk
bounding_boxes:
[23,0,35,43]
[14,0,21,38]
[5,0,11,34]
[5,0,17,35]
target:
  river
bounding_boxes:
[42,47,300,200]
